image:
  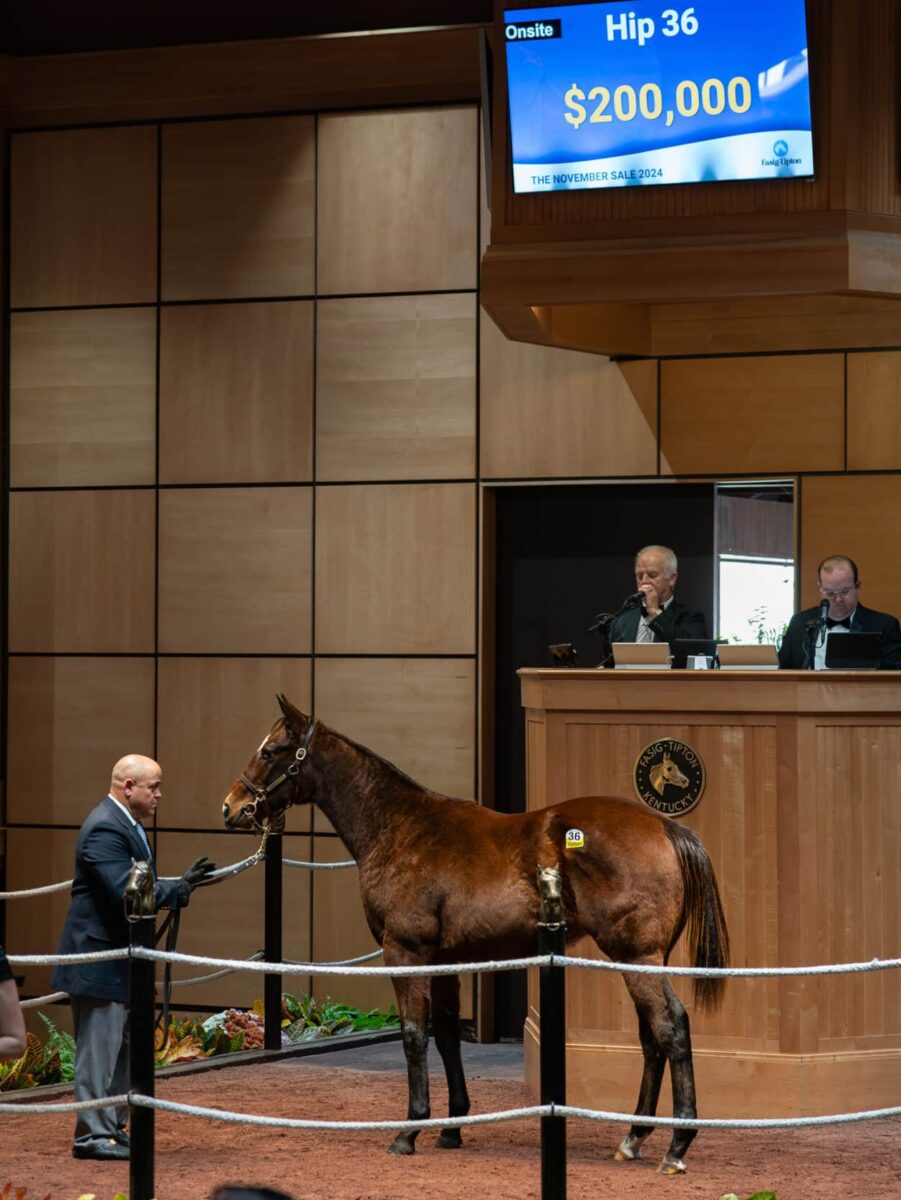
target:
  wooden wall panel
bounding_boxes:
[660,355,845,476]
[315,483,476,654]
[316,294,476,481]
[10,308,156,488]
[158,487,312,653]
[816,726,901,1048]
[9,489,156,652]
[317,106,478,295]
[480,314,658,478]
[156,831,312,1010]
[313,656,476,800]
[799,474,901,612]
[159,301,313,484]
[847,352,901,470]
[311,836,393,1013]
[161,116,314,301]
[11,126,157,308]
[156,657,312,831]
[7,657,155,827]
[6,829,79,1003]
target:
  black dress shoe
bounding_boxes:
[113,1131,130,1147]
[72,1141,129,1161]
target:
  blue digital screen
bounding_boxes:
[504,0,813,192]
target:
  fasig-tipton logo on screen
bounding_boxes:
[503,0,814,193]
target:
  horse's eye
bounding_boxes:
[260,747,274,761]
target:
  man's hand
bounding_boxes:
[175,856,217,907]
[638,581,661,617]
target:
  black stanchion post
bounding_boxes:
[537,866,567,1200]
[127,866,157,1200]
[264,831,284,1050]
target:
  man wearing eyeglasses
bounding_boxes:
[778,554,901,669]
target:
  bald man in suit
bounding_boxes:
[53,755,213,1160]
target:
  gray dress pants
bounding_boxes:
[71,996,129,1149]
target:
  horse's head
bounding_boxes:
[649,751,690,796]
[222,694,318,831]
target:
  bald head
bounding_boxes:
[111,754,162,821]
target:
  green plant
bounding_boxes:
[38,1012,76,1081]
[719,1192,776,1200]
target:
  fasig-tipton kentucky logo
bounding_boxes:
[633,739,705,816]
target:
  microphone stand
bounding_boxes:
[589,593,644,668]
[804,607,828,670]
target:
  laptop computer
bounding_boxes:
[670,638,720,669]
[611,643,671,669]
[717,644,779,670]
[824,631,882,669]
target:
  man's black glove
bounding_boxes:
[175,856,217,907]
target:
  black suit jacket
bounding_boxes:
[52,796,182,1002]
[778,603,901,670]
[609,598,708,647]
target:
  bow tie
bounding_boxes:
[826,617,851,630]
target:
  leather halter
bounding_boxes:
[238,719,318,830]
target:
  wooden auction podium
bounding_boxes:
[519,668,901,1117]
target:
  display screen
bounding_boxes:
[504,0,813,192]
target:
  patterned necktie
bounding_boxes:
[636,616,654,643]
[135,822,153,861]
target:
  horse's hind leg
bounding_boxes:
[431,974,470,1149]
[614,1011,666,1164]
[622,971,698,1174]
[388,974,431,1156]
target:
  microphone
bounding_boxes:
[622,591,645,610]
[819,598,829,623]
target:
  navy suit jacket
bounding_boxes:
[52,796,182,1002]
[609,598,708,647]
[778,603,901,670]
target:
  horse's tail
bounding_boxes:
[664,820,730,1014]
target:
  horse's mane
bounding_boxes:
[315,720,474,807]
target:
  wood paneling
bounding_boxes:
[311,835,393,1013]
[7,657,155,827]
[158,487,312,653]
[313,657,476,801]
[6,829,79,1002]
[816,726,901,1049]
[11,126,157,308]
[480,313,657,478]
[847,352,901,470]
[316,294,476,481]
[315,483,475,654]
[159,301,313,484]
[10,308,156,488]
[661,355,845,476]
[9,490,156,653]
[156,657,312,831]
[161,116,314,301]
[156,831,312,1010]
[799,474,901,613]
[5,29,481,127]
[317,106,478,295]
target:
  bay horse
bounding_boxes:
[222,696,729,1175]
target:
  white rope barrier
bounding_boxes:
[557,1104,901,1129]
[170,950,266,988]
[9,945,901,980]
[0,879,73,899]
[20,990,68,1009]
[131,1094,548,1131]
[0,1094,129,1114]
[286,949,383,967]
[283,858,356,870]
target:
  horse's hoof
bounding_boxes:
[614,1138,641,1162]
[387,1137,416,1156]
[657,1156,687,1175]
[436,1131,463,1149]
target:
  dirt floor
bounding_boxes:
[1,1044,898,1200]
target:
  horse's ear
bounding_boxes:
[276,693,306,736]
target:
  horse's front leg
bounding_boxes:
[431,973,470,1149]
[388,972,431,1156]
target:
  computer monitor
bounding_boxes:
[824,632,882,670]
